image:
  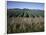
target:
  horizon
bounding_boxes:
[7,8,44,10]
[7,1,44,10]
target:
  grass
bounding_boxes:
[7,16,44,33]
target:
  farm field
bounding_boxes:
[7,9,44,33]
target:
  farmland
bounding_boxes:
[7,8,44,33]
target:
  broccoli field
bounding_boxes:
[7,8,44,33]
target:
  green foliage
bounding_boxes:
[7,8,44,17]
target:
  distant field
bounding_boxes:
[7,9,44,33]
[7,9,44,17]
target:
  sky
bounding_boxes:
[7,1,44,10]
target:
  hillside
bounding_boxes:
[7,8,44,17]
